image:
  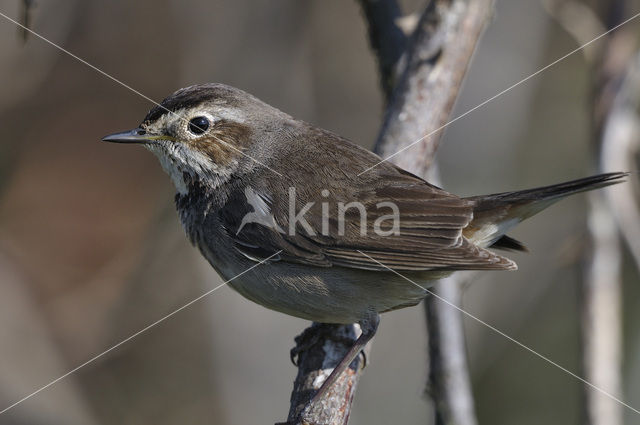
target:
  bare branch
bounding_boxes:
[284,1,494,423]
[372,2,494,425]
[582,2,638,423]
[357,0,408,102]
[425,276,478,425]
[600,50,640,273]
[283,324,365,425]
[583,42,640,425]
[582,192,623,425]
[19,0,36,42]
[374,0,495,175]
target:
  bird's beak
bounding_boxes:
[102,128,155,144]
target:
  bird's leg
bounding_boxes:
[306,314,380,408]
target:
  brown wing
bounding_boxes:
[224,162,515,272]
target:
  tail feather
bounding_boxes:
[491,235,529,252]
[463,172,628,249]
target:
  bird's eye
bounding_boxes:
[188,116,210,135]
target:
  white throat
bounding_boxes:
[146,142,232,195]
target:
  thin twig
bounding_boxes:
[19,0,36,42]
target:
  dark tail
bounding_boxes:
[463,172,629,251]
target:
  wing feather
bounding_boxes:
[225,169,515,272]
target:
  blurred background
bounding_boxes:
[0,0,639,424]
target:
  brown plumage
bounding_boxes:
[102,83,628,410]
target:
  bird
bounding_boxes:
[102,83,627,410]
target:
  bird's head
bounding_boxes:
[103,83,284,194]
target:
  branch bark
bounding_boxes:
[372,2,493,425]
[283,323,366,425]
[374,0,495,175]
[425,275,478,425]
[284,1,494,423]
[357,0,408,102]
